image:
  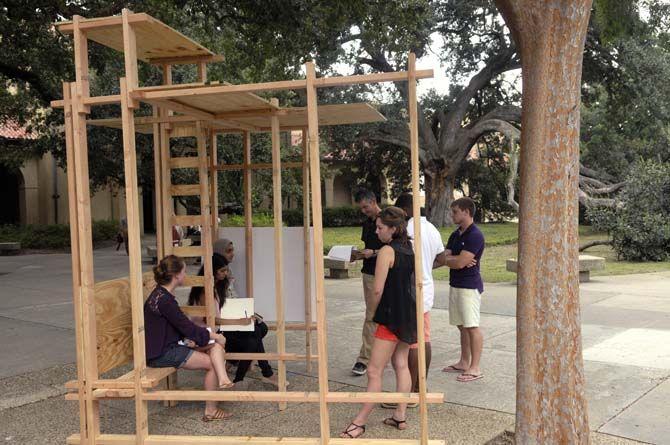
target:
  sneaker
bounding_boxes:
[381,402,419,409]
[351,362,367,376]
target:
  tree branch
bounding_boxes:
[579,239,613,252]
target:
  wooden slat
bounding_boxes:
[266,322,317,331]
[141,390,444,403]
[67,434,446,445]
[243,131,253,299]
[149,54,224,65]
[302,128,312,373]
[215,161,303,171]
[52,95,121,108]
[209,131,219,244]
[305,61,330,442]
[169,157,200,169]
[153,104,164,260]
[172,215,204,226]
[170,184,200,196]
[159,68,174,257]
[173,245,203,257]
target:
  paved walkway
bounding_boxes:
[0,245,667,444]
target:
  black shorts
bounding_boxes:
[147,344,193,368]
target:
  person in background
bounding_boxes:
[383,193,447,409]
[442,197,486,383]
[144,255,234,422]
[351,188,384,377]
[340,207,417,439]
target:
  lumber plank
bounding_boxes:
[169,157,200,169]
[173,245,203,257]
[170,184,200,196]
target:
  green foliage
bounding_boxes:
[221,213,277,227]
[587,160,670,261]
[0,220,120,250]
[593,0,642,44]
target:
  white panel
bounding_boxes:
[218,227,317,323]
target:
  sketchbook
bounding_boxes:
[327,245,358,262]
[219,298,255,332]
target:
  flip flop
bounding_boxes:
[340,422,366,439]
[383,416,408,430]
[442,365,466,373]
[202,408,233,422]
[219,382,235,389]
[457,373,483,382]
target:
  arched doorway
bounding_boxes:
[0,165,22,224]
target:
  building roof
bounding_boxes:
[0,121,37,140]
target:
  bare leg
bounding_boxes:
[208,343,233,387]
[391,342,411,425]
[341,337,398,438]
[182,350,228,416]
[409,342,432,392]
[464,327,483,376]
[444,325,470,371]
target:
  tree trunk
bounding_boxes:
[496,1,592,444]
[425,168,455,226]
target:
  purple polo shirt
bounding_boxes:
[446,223,485,293]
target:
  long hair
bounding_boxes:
[377,206,411,247]
[153,255,185,286]
[187,253,229,310]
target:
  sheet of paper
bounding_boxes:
[219,298,255,332]
[327,245,355,262]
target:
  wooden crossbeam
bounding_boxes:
[215,162,303,171]
[173,245,203,257]
[172,215,204,226]
[170,184,200,196]
[143,98,214,120]
[67,434,446,445]
[149,54,224,65]
[169,157,200,169]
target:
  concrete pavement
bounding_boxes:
[0,244,667,444]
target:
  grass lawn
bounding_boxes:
[323,223,670,283]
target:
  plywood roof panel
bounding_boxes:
[56,13,215,62]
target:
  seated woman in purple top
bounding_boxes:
[144,255,234,422]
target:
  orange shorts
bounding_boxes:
[409,312,431,349]
[374,321,424,347]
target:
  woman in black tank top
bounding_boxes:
[340,206,417,439]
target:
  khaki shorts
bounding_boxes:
[449,287,481,328]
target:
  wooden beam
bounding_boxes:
[314,69,434,88]
[197,62,207,83]
[148,54,224,65]
[215,162,303,171]
[169,157,200,169]
[305,61,330,442]
[133,80,308,101]
[408,53,429,445]
[213,108,282,119]
[301,128,313,373]
[173,245,204,258]
[171,215,204,226]
[56,13,148,33]
[66,434,446,445]
[159,120,173,257]
[209,131,219,245]
[120,75,149,444]
[243,131,253,299]
[152,104,164,261]
[72,16,90,114]
[170,184,200,196]
[141,390,444,404]
[62,82,89,445]
[270,98,287,410]
[143,98,214,120]
[121,9,139,108]
[51,95,121,109]
[69,82,101,441]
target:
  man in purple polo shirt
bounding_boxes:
[442,197,485,382]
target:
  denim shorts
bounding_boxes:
[147,344,194,368]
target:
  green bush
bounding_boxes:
[587,160,670,261]
[0,220,120,250]
[234,206,364,228]
[323,206,365,227]
[221,213,277,227]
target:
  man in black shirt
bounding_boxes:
[351,189,383,376]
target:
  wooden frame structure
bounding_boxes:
[53,9,444,445]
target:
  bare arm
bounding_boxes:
[446,250,476,270]
[372,246,394,306]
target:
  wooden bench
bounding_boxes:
[0,242,20,255]
[323,257,358,279]
[506,254,605,282]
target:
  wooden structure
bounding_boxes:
[53,10,443,445]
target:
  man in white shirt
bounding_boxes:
[382,193,445,408]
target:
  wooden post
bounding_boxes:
[120,77,149,444]
[121,9,139,101]
[301,128,313,373]
[152,104,164,261]
[210,131,219,244]
[305,61,330,442]
[197,62,207,83]
[72,16,90,114]
[69,81,100,442]
[243,131,254,298]
[408,52,428,445]
[270,98,288,410]
[197,121,216,327]
[63,82,89,445]
[160,65,173,256]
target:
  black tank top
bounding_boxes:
[373,239,417,344]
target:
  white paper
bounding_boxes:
[327,245,355,262]
[219,298,255,332]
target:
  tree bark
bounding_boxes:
[495,1,592,444]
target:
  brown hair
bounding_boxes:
[451,197,476,217]
[153,255,186,285]
[377,206,410,246]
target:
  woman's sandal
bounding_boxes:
[383,416,407,430]
[219,382,235,389]
[340,422,366,439]
[202,408,233,422]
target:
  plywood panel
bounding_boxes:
[95,278,133,374]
